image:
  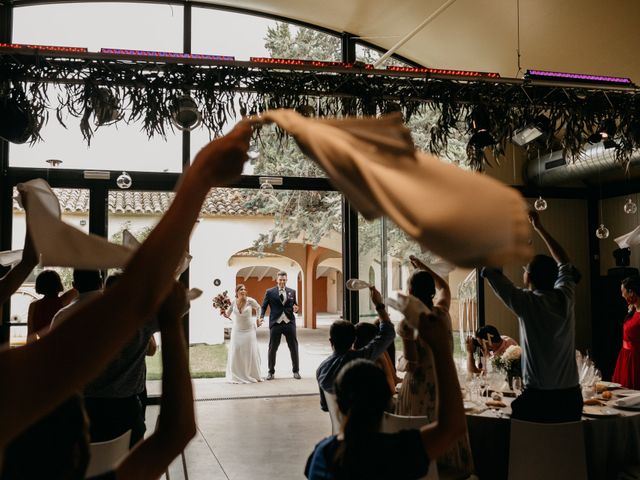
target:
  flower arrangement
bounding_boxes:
[491,345,522,383]
[212,290,231,314]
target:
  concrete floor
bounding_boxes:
[148,315,337,479]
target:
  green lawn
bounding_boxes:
[146,343,228,380]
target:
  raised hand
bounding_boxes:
[528,209,541,230]
[192,120,252,186]
[369,286,383,306]
[409,254,427,271]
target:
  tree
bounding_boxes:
[249,22,468,262]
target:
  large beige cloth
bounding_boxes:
[260,109,532,267]
[17,179,134,269]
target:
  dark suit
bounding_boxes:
[261,286,299,374]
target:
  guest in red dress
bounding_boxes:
[613,276,640,389]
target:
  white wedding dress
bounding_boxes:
[225,298,262,383]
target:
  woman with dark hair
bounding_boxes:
[26,270,77,342]
[613,275,640,389]
[395,255,449,419]
[305,301,465,480]
[223,284,263,383]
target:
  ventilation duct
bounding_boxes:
[525,144,640,186]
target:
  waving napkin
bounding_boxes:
[17,179,134,269]
[614,393,640,408]
[0,249,24,267]
[615,226,640,249]
[259,109,532,267]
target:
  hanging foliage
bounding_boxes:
[1,50,640,170]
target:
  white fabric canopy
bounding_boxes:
[260,109,532,267]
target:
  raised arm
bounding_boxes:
[529,210,569,264]
[116,281,195,480]
[465,336,482,374]
[410,255,451,311]
[0,121,251,448]
[417,309,466,460]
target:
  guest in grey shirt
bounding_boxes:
[482,210,582,423]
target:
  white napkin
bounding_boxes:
[614,393,640,408]
[18,179,134,269]
[615,226,640,249]
[259,109,532,267]
[0,249,24,267]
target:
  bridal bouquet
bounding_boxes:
[491,345,522,383]
[212,290,231,313]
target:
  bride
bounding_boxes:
[223,284,263,383]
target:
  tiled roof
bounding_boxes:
[13,188,262,216]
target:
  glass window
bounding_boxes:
[192,8,340,61]
[11,2,184,172]
[13,3,183,52]
[10,101,182,172]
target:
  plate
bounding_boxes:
[597,381,622,389]
[614,389,640,397]
[583,406,619,417]
[613,403,640,411]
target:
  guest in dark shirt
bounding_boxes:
[316,286,395,411]
[306,298,465,480]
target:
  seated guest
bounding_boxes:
[305,300,465,480]
[482,211,582,423]
[466,324,518,374]
[26,270,77,342]
[316,286,395,412]
[0,120,251,450]
[2,281,195,480]
[83,273,160,447]
[354,321,401,395]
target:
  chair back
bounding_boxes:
[323,389,342,435]
[508,420,587,480]
[85,429,131,478]
[381,413,438,480]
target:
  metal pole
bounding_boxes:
[373,0,458,68]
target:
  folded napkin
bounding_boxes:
[18,179,134,269]
[0,249,24,267]
[615,226,640,249]
[258,109,532,267]
[614,392,640,408]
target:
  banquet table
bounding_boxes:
[465,392,640,480]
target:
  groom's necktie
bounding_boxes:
[279,290,285,302]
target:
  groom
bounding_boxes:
[260,271,300,380]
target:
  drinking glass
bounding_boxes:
[512,376,523,397]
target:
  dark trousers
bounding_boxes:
[268,321,299,374]
[510,385,583,423]
[84,394,146,447]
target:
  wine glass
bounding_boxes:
[512,376,523,397]
[479,373,489,400]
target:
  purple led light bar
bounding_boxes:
[526,69,633,85]
[101,48,235,61]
